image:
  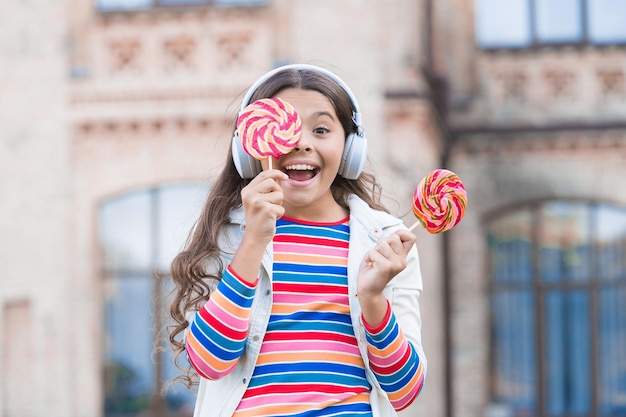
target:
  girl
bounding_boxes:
[169,64,427,417]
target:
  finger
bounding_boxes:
[385,234,405,255]
[263,189,285,206]
[272,204,285,220]
[367,248,391,268]
[255,169,289,183]
[375,240,397,261]
[394,229,416,252]
[243,172,286,198]
[256,178,283,195]
[375,234,407,260]
[242,185,283,210]
[243,182,282,207]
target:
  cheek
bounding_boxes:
[319,143,342,169]
[330,139,346,167]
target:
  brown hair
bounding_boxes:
[168,67,387,387]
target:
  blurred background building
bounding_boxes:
[1,0,625,417]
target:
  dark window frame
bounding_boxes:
[99,184,207,417]
[486,199,626,417]
[476,0,626,50]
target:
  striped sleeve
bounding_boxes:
[363,301,425,411]
[185,265,257,380]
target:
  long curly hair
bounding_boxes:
[168,66,388,387]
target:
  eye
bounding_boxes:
[313,126,329,135]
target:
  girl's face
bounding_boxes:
[262,87,348,221]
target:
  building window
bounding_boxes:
[476,0,626,48]
[588,0,626,43]
[487,201,626,417]
[95,0,267,12]
[99,183,208,417]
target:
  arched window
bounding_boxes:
[99,183,208,416]
[488,201,626,417]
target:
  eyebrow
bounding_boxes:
[311,111,337,121]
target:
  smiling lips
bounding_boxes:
[284,163,318,181]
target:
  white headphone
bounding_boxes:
[231,64,368,180]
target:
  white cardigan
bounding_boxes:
[188,195,427,417]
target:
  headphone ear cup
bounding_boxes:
[339,133,368,180]
[232,133,262,179]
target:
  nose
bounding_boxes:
[294,134,312,152]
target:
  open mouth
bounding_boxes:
[284,164,319,181]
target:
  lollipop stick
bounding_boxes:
[408,221,421,232]
[269,157,273,170]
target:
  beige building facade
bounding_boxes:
[1,1,625,417]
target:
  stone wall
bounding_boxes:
[0,0,72,415]
[0,0,445,416]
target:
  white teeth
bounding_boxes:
[285,164,315,171]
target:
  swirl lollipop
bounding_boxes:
[408,169,467,233]
[237,97,302,169]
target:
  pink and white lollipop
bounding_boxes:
[237,98,302,169]
[408,169,468,233]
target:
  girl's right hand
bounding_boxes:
[240,169,288,244]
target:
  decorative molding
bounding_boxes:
[543,69,576,100]
[109,38,142,74]
[163,34,197,72]
[70,88,235,104]
[72,117,216,138]
[93,5,269,30]
[495,71,527,101]
[467,48,626,125]
[70,6,268,88]
[455,130,626,156]
[597,69,625,97]
[216,31,253,70]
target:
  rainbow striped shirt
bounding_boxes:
[186,216,423,416]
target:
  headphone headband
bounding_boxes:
[239,64,363,129]
[232,63,368,180]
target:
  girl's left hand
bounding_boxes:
[357,229,416,298]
